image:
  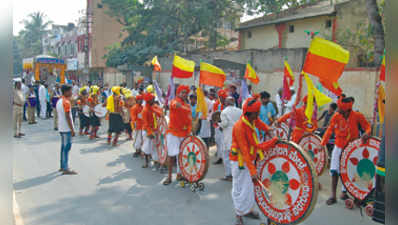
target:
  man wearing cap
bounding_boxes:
[219,96,242,181]
[230,96,278,225]
[131,94,144,157]
[142,93,163,169]
[88,85,101,140]
[106,86,125,146]
[276,96,317,143]
[213,89,228,165]
[321,96,371,205]
[163,85,192,185]
[13,80,25,138]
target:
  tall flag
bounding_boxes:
[196,87,208,119]
[244,63,259,84]
[153,80,164,105]
[379,53,385,82]
[282,60,295,100]
[165,76,175,106]
[302,37,349,96]
[199,62,226,88]
[239,79,250,105]
[304,73,332,123]
[378,84,385,124]
[172,55,195,78]
[151,56,162,72]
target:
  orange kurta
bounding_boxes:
[278,106,317,143]
[321,111,371,148]
[167,97,192,137]
[130,104,144,130]
[230,116,277,176]
[142,104,163,136]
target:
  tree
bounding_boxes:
[13,37,23,75]
[365,0,385,66]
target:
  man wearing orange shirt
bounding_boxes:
[321,96,371,205]
[213,89,228,165]
[163,85,192,185]
[230,96,278,225]
[276,96,317,143]
[131,95,144,158]
[142,93,163,169]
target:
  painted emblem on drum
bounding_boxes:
[155,118,168,165]
[178,136,209,183]
[298,134,327,176]
[340,137,380,201]
[255,141,318,225]
[274,122,289,140]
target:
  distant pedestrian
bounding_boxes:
[21,78,29,121]
[57,84,77,175]
[38,81,47,119]
[27,85,37,124]
[13,80,25,138]
[52,84,62,130]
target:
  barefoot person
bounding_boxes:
[131,94,144,157]
[106,86,125,146]
[163,85,192,185]
[56,85,77,175]
[230,96,278,225]
[321,96,371,205]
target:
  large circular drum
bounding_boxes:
[273,122,289,140]
[298,133,328,176]
[340,137,380,201]
[94,104,107,118]
[155,117,168,165]
[254,141,318,225]
[178,136,209,183]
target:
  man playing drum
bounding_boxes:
[77,88,90,136]
[142,93,163,169]
[163,85,192,185]
[106,86,125,146]
[230,96,278,225]
[131,94,144,158]
[321,96,371,205]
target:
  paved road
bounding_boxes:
[13,119,378,225]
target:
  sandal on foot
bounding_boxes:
[142,164,148,168]
[340,192,349,200]
[326,197,337,205]
[235,216,244,225]
[163,178,172,185]
[244,211,260,220]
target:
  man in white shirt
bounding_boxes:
[38,81,47,119]
[275,87,296,117]
[72,81,80,98]
[56,84,77,175]
[219,97,242,181]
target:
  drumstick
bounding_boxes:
[255,178,272,199]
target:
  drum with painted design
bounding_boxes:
[273,122,289,140]
[155,117,168,165]
[298,133,328,176]
[340,137,380,201]
[178,136,209,183]
[94,104,107,118]
[254,140,318,225]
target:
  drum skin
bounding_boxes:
[178,136,209,183]
[298,133,328,176]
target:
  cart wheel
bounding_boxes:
[198,182,205,191]
[190,184,196,192]
[365,204,374,217]
[345,199,354,209]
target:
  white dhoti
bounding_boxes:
[166,133,184,173]
[198,119,211,138]
[330,145,346,192]
[223,129,233,177]
[215,127,224,158]
[40,100,47,119]
[231,161,255,216]
[134,130,143,150]
[142,131,156,160]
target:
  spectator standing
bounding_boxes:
[13,80,25,138]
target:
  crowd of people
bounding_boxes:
[12,78,374,225]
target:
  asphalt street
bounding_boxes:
[13,118,379,225]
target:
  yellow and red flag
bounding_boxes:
[199,62,226,88]
[151,56,162,72]
[378,84,385,124]
[304,73,332,123]
[282,60,295,100]
[172,55,195,78]
[379,54,385,82]
[302,37,349,95]
[244,63,259,84]
[196,86,208,119]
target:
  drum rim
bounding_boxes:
[178,135,209,183]
[298,133,328,176]
[339,136,381,201]
[255,140,319,225]
[156,117,168,165]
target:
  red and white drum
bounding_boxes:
[155,117,168,165]
[340,137,380,201]
[178,136,209,183]
[273,122,289,140]
[254,141,318,225]
[298,133,328,176]
[94,104,107,118]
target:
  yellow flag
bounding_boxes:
[304,73,332,123]
[378,85,385,123]
[196,87,208,119]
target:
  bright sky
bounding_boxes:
[13,0,86,35]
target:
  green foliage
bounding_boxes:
[235,0,319,15]
[13,37,23,75]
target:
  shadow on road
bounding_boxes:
[14,171,61,190]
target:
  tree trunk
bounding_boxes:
[366,0,385,66]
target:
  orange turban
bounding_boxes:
[143,93,155,102]
[136,94,144,101]
[217,89,228,98]
[338,99,353,111]
[176,85,190,95]
[243,96,261,114]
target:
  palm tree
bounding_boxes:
[19,12,53,57]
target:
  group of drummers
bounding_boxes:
[51,80,379,225]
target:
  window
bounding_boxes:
[289,25,295,33]
[248,31,252,39]
[326,20,332,28]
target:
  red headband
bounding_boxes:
[338,101,353,111]
[243,96,261,114]
[177,85,190,95]
[217,89,228,98]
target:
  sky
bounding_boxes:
[13,0,86,35]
